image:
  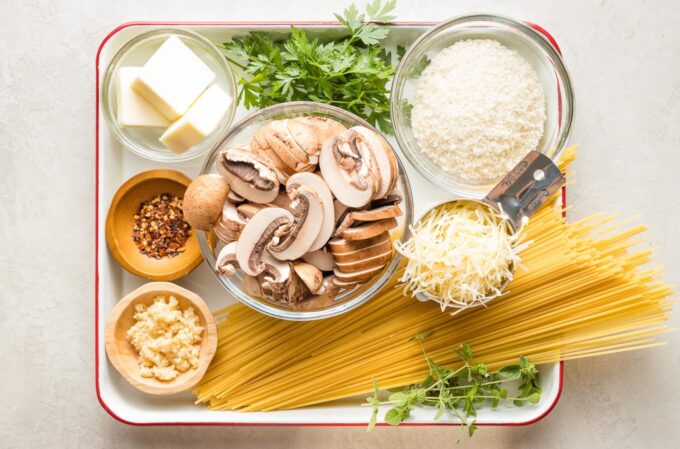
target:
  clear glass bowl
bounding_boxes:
[101,28,237,163]
[391,14,574,198]
[198,102,414,321]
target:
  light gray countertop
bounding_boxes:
[1,0,679,447]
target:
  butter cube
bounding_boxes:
[160,84,231,153]
[116,67,169,127]
[132,36,215,121]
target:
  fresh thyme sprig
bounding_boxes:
[366,337,542,440]
[222,0,398,133]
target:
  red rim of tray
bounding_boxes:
[95,20,566,427]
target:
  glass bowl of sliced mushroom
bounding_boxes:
[186,102,413,320]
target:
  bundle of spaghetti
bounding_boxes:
[194,148,675,411]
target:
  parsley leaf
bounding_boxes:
[222,1,397,132]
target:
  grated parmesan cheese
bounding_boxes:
[396,201,529,309]
[127,295,203,381]
[411,39,546,181]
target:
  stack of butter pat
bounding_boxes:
[116,35,231,154]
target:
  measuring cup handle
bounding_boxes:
[483,151,565,230]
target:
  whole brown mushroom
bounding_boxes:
[183,174,230,231]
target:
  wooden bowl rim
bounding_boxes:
[105,169,203,281]
[104,282,217,395]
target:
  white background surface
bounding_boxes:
[1,0,679,448]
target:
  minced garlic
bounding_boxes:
[127,295,203,381]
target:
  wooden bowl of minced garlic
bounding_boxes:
[105,282,217,395]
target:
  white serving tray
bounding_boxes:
[96,21,563,426]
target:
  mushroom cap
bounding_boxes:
[214,202,246,243]
[319,136,374,208]
[335,204,403,238]
[264,120,317,173]
[268,186,324,261]
[269,190,295,213]
[354,126,399,199]
[215,241,239,276]
[332,276,360,289]
[243,274,263,298]
[328,231,391,255]
[183,174,230,231]
[236,202,266,219]
[285,119,321,159]
[227,190,245,203]
[318,275,341,295]
[302,247,336,271]
[260,251,292,285]
[333,265,384,283]
[337,217,398,241]
[293,262,324,294]
[331,236,393,263]
[252,127,296,182]
[287,172,335,251]
[235,207,293,276]
[334,249,393,272]
[217,148,280,204]
[293,116,348,144]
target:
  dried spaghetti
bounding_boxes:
[194,148,675,411]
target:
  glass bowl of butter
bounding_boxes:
[101,28,237,163]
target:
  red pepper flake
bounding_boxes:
[132,193,191,259]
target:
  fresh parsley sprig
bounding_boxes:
[222,0,398,133]
[366,338,542,441]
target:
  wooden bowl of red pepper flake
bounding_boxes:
[106,169,205,281]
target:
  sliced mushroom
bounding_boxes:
[260,252,291,285]
[333,265,384,283]
[317,275,341,295]
[236,202,267,220]
[333,199,350,226]
[217,148,280,204]
[235,207,293,276]
[293,116,347,143]
[214,202,247,243]
[254,119,320,174]
[338,217,398,241]
[328,231,391,254]
[292,292,335,310]
[302,247,336,271]
[354,126,398,199]
[293,262,324,294]
[370,194,403,209]
[319,129,377,208]
[259,258,309,305]
[287,172,335,251]
[268,186,324,261]
[243,274,263,298]
[331,236,393,263]
[183,174,230,231]
[332,277,359,289]
[334,205,402,238]
[269,190,294,213]
[335,249,393,272]
[258,255,295,303]
[251,127,296,182]
[215,242,239,276]
[227,190,245,203]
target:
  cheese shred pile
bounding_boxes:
[396,201,528,309]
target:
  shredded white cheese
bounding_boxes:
[411,39,546,181]
[127,295,203,381]
[396,201,528,309]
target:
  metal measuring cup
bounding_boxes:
[414,150,566,311]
